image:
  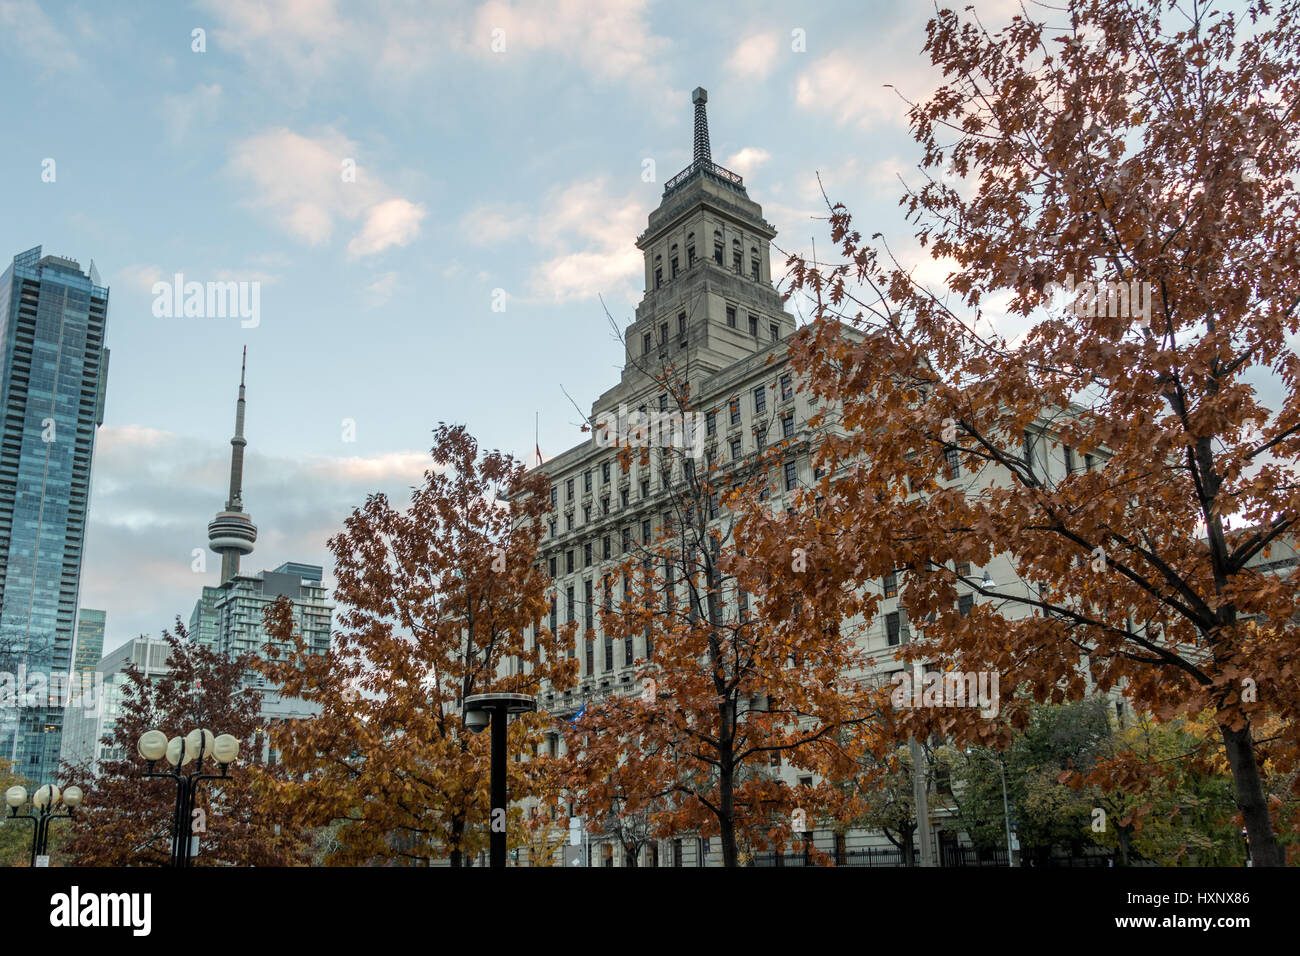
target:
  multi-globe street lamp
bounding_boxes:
[4,783,84,867]
[464,692,537,868]
[136,727,240,867]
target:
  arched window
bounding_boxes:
[670,243,679,278]
[750,247,760,281]
[713,231,724,265]
[687,232,696,265]
[731,238,742,273]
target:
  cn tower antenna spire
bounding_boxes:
[208,349,257,584]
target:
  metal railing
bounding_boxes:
[663,159,745,195]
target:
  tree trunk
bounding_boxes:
[1220,721,1284,866]
[1117,826,1131,867]
[719,767,737,867]
[449,816,465,868]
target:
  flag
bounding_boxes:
[570,701,587,726]
[535,441,543,467]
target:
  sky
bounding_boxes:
[0,0,1035,653]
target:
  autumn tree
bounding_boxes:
[60,623,306,866]
[259,423,576,866]
[771,0,1300,864]
[560,343,879,868]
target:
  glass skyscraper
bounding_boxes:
[0,247,109,785]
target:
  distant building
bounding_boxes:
[0,247,110,784]
[189,586,222,649]
[72,609,106,680]
[60,635,171,774]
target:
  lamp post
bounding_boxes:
[464,692,537,868]
[136,727,240,867]
[5,783,84,866]
[965,747,1015,867]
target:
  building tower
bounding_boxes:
[0,247,110,783]
[207,348,257,584]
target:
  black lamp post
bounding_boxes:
[136,728,240,867]
[464,692,537,868]
[5,783,84,866]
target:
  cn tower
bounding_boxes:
[207,348,257,583]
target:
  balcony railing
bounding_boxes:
[663,159,745,196]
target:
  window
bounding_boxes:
[655,267,662,288]
[732,240,742,272]
[687,243,696,265]
[708,492,719,520]
[566,550,575,574]
[739,589,749,623]
[601,496,609,515]
[956,561,971,578]
[753,259,761,281]
[643,332,652,355]
[729,397,740,425]
[1024,429,1038,477]
[548,518,556,538]
[602,461,611,483]
[945,447,960,480]
[1064,445,1076,474]
[566,478,574,501]
[584,579,594,632]
[660,322,668,345]
[584,470,592,493]
[726,305,736,328]
[678,312,687,339]
[659,393,668,412]
[770,322,779,340]
[621,527,631,554]
[550,485,558,508]
[755,428,767,452]
[671,257,679,278]
[958,594,974,616]
[642,519,651,544]
[783,460,797,492]
[886,611,902,646]
[714,233,724,265]
[566,586,576,624]
[748,314,758,336]
[730,437,742,460]
[582,505,590,524]
[883,572,898,598]
[753,385,766,415]
[706,410,716,436]
[548,556,557,577]
[565,513,573,531]
[780,373,793,400]
[604,621,613,671]
[602,535,611,560]
[620,489,629,508]
[640,479,649,498]
[781,412,794,439]
[549,594,557,634]
[584,542,592,567]
[1085,452,1096,472]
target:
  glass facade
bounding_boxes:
[0,247,109,785]
[73,608,106,677]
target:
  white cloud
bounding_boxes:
[115,264,165,295]
[347,199,426,258]
[160,83,222,143]
[366,271,399,306]
[795,48,939,129]
[227,127,424,256]
[726,147,771,179]
[0,0,82,72]
[726,32,781,80]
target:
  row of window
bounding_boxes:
[652,232,762,288]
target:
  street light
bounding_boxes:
[464,692,537,868]
[5,782,84,867]
[137,727,240,867]
[966,747,1015,867]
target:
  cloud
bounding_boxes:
[81,425,433,653]
[726,32,781,80]
[115,264,165,295]
[227,127,424,256]
[795,48,939,129]
[347,199,426,258]
[460,179,647,303]
[0,0,82,73]
[366,271,399,306]
[160,83,222,143]
[726,147,771,179]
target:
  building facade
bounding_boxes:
[0,247,110,785]
[72,608,106,680]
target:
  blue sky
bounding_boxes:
[0,0,1016,652]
